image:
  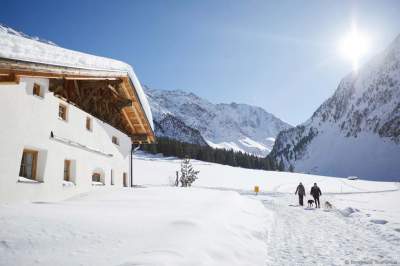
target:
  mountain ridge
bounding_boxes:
[144,86,292,156]
[269,34,400,181]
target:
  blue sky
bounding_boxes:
[1,0,399,125]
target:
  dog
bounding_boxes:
[324,201,333,209]
[307,199,314,208]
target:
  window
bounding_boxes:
[64,160,71,181]
[33,83,41,97]
[110,169,114,185]
[86,117,92,131]
[112,136,119,145]
[123,172,128,187]
[19,149,38,180]
[92,173,101,183]
[59,104,67,121]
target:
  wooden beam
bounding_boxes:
[73,80,81,101]
[122,109,136,134]
[64,77,118,80]
[77,79,122,90]
[0,73,18,84]
[121,80,147,133]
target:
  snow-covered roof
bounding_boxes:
[0,26,154,131]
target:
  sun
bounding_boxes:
[338,24,369,71]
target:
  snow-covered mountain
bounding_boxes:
[153,114,208,146]
[145,86,292,156]
[0,24,58,46]
[269,34,400,181]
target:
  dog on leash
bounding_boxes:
[307,199,314,207]
[324,201,333,209]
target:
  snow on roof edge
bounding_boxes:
[0,31,154,131]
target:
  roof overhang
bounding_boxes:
[0,57,155,144]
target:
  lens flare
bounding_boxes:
[338,23,369,71]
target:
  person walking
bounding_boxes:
[295,182,306,206]
[310,183,322,208]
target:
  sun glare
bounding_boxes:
[338,24,369,71]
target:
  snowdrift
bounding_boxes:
[0,187,273,266]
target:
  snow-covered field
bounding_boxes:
[1,152,399,265]
[0,187,271,266]
[134,152,400,265]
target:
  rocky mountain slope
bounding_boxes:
[153,114,208,146]
[145,86,292,156]
[269,34,400,181]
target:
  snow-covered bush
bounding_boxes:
[179,157,200,187]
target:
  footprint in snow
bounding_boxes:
[0,240,10,249]
[370,219,388,225]
[32,201,54,204]
[170,220,198,228]
[338,207,359,217]
[394,228,400,233]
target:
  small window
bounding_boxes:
[110,169,114,185]
[112,136,119,145]
[123,172,128,187]
[86,117,92,131]
[19,149,38,180]
[33,83,42,97]
[64,160,71,181]
[59,104,67,121]
[92,173,101,183]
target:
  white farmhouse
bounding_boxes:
[0,28,155,203]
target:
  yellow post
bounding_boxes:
[254,185,259,195]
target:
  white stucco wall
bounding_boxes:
[0,77,133,203]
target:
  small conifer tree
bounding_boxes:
[179,156,200,187]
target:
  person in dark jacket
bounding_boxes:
[310,183,322,208]
[295,182,306,206]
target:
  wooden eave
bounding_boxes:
[0,57,155,144]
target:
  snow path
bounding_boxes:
[258,193,400,266]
